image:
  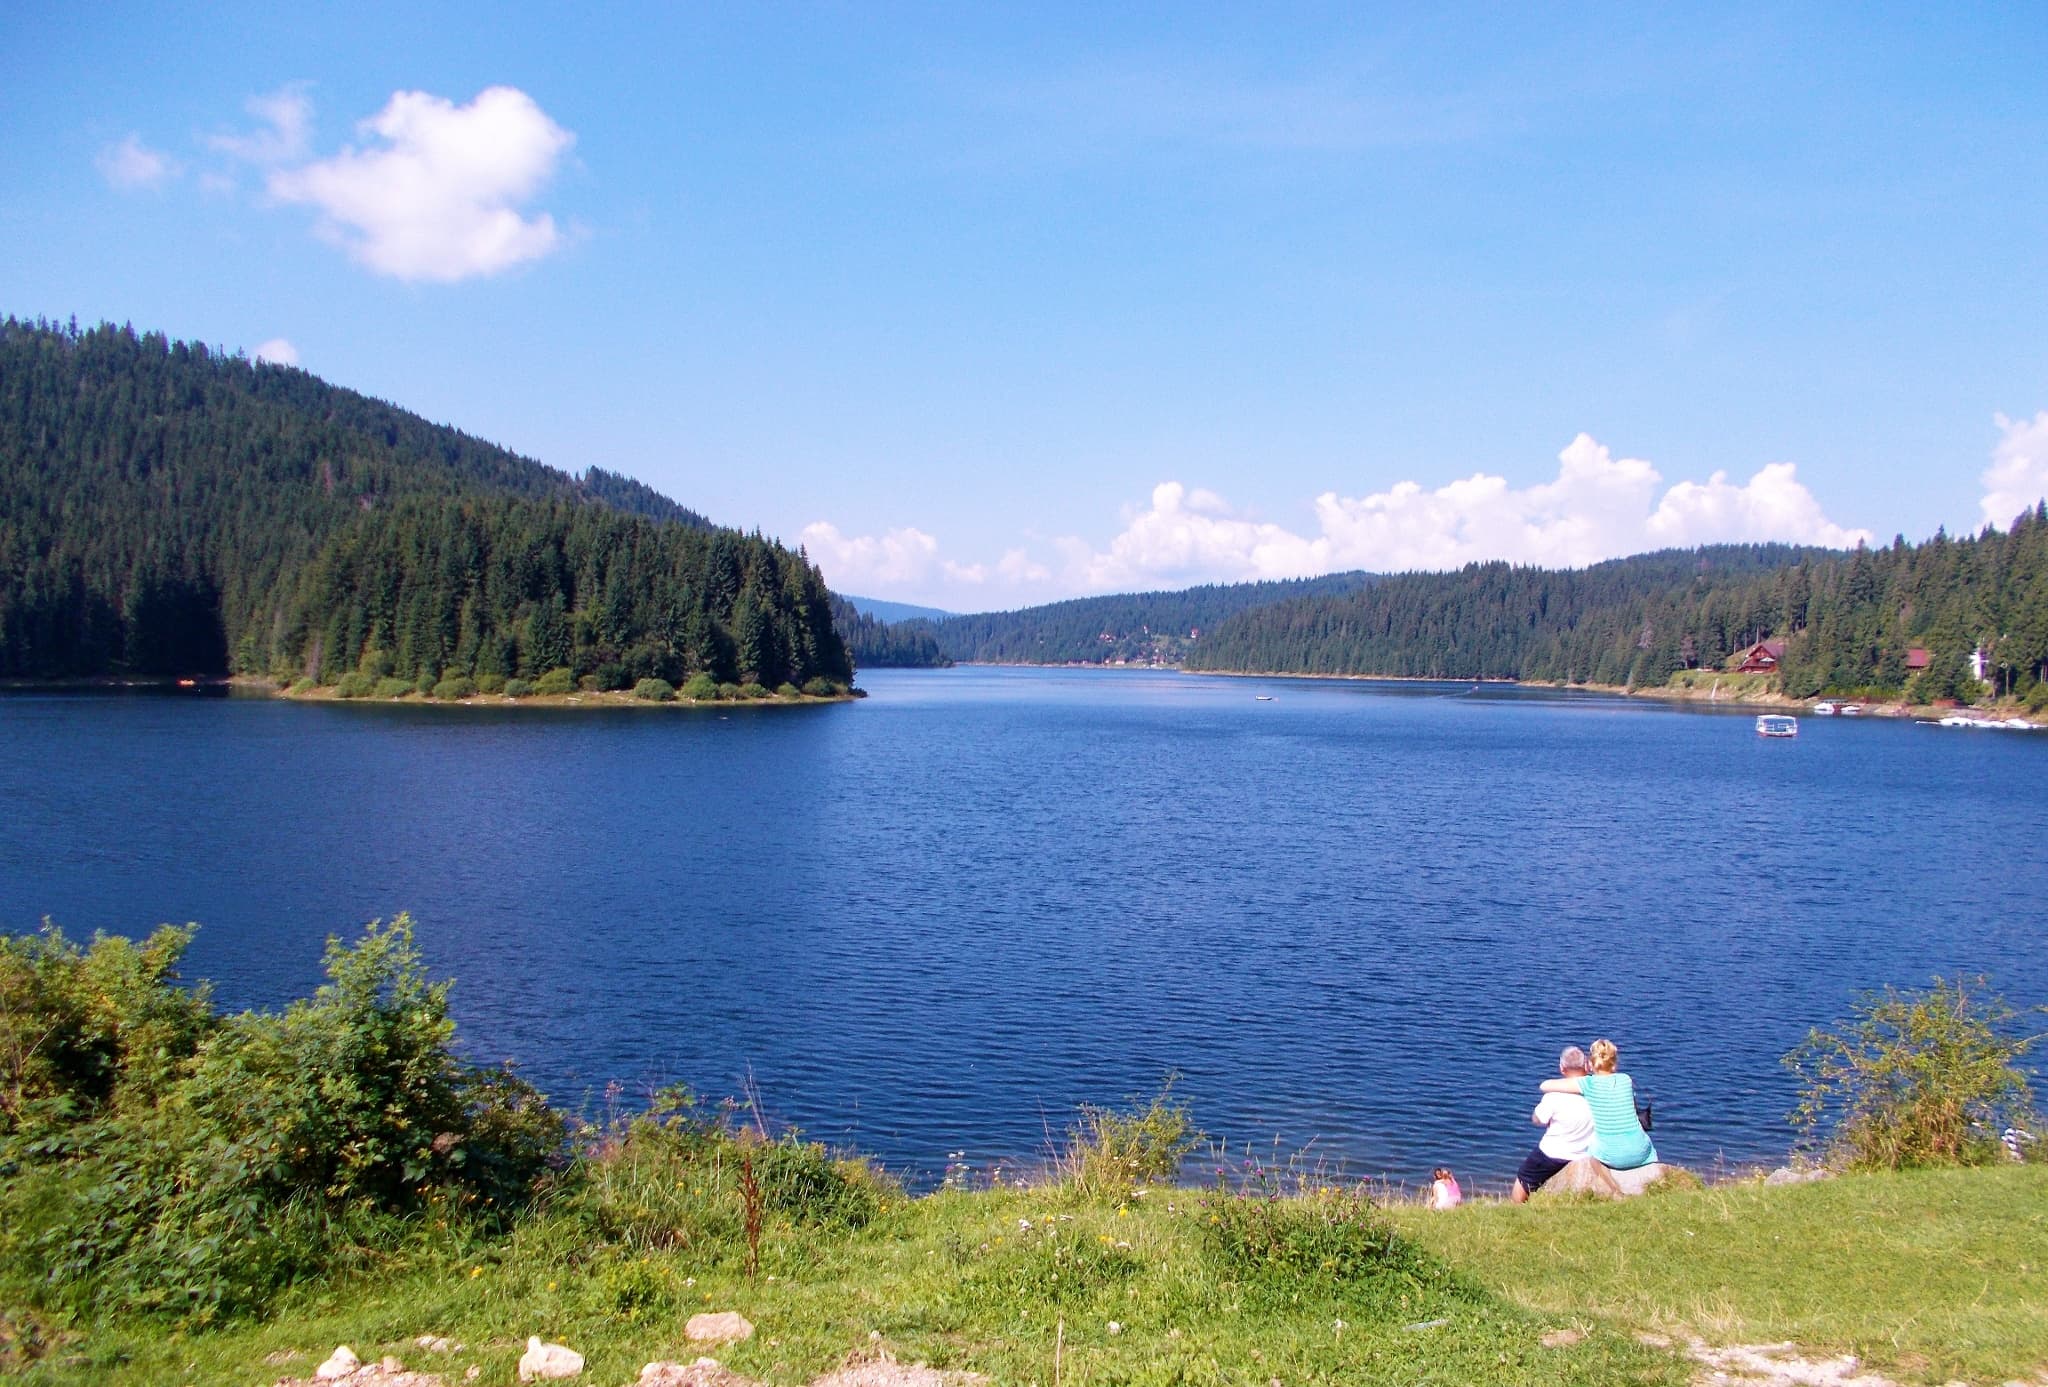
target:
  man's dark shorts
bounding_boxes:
[1516,1148,1571,1193]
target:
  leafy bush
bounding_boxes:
[737,682,772,701]
[595,662,630,692]
[680,673,719,701]
[633,678,676,702]
[374,676,416,698]
[532,667,575,696]
[475,672,506,695]
[502,678,534,698]
[413,672,436,696]
[1060,1081,1201,1198]
[0,917,562,1322]
[716,683,742,701]
[801,677,839,697]
[1786,976,2042,1169]
[288,677,315,695]
[1203,1181,1444,1290]
[432,676,476,700]
[0,924,213,1132]
[775,682,802,699]
[331,672,374,699]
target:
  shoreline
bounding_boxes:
[0,674,859,709]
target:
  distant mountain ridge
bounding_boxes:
[0,317,849,691]
[841,595,955,624]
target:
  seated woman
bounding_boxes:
[1537,1037,1657,1170]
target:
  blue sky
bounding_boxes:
[5,3,2046,609]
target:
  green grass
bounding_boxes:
[1388,1165,2048,1384]
[12,1186,1679,1387]
[12,1169,2046,1387]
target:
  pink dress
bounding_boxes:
[1430,1176,1463,1209]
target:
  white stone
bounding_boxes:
[519,1335,585,1382]
[315,1346,362,1380]
[685,1312,756,1344]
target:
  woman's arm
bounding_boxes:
[1538,1077,1583,1094]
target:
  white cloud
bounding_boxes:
[253,338,299,367]
[267,86,574,282]
[1981,411,2048,530]
[96,134,179,191]
[800,521,992,593]
[807,433,1871,607]
[209,85,314,165]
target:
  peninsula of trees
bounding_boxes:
[0,318,851,694]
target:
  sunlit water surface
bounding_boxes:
[4,668,2042,1189]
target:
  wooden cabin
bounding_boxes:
[1733,639,1786,674]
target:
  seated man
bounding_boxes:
[1512,1045,1594,1202]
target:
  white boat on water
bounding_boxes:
[1840,703,1865,716]
[1255,695,1274,702]
[1813,701,1838,715]
[1756,714,1799,738]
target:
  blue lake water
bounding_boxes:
[3,667,2043,1190]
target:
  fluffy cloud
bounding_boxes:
[253,338,299,367]
[799,521,992,591]
[96,134,179,191]
[1981,411,2048,530]
[809,433,1872,606]
[209,85,314,165]
[267,86,574,282]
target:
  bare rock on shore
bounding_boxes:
[1763,1166,1832,1186]
[519,1336,584,1381]
[1533,1158,1670,1199]
[1688,1339,1903,1385]
[639,1357,764,1387]
[685,1313,756,1345]
[279,1345,444,1386]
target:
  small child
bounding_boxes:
[1428,1166,1463,1209]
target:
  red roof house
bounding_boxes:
[1734,639,1786,674]
[1904,647,1930,670]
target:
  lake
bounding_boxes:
[3,668,2043,1190]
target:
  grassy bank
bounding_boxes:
[12,1167,2046,1387]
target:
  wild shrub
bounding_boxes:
[374,676,415,698]
[532,667,575,696]
[680,673,719,701]
[502,678,534,698]
[432,675,476,700]
[1786,975,2042,1169]
[1202,1180,1444,1292]
[775,682,802,699]
[0,924,213,1133]
[331,672,374,699]
[737,682,772,700]
[0,917,561,1321]
[716,683,742,700]
[800,677,839,697]
[288,677,315,695]
[633,677,676,702]
[474,672,506,695]
[1059,1081,1201,1198]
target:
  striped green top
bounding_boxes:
[1581,1073,1657,1170]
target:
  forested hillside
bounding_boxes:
[907,573,1380,665]
[0,318,850,691]
[1192,527,2048,703]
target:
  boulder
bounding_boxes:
[685,1312,756,1345]
[1533,1158,1669,1199]
[518,1337,584,1382]
[1764,1165,1830,1186]
[316,1347,363,1380]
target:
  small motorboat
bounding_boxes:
[1255,695,1275,702]
[1756,714,1799,738]
[1840,703,1864,716]
[1812,701,1837,715]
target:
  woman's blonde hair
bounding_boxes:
[1589,1038,1619,1073]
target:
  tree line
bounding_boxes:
[0,317,850,690]
[1190,526,2048,702]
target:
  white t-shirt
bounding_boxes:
[1535,1090,1595,1160]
